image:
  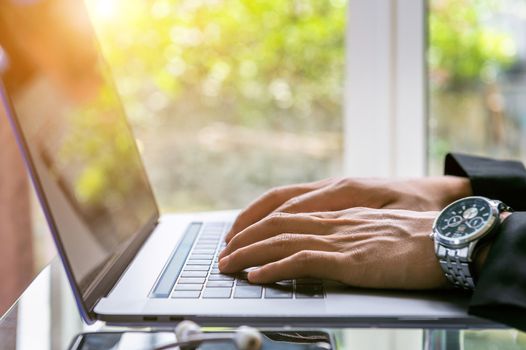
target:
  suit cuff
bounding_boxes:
[469,212,526,330]
[444,153,526,210]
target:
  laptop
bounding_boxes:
[0,0,493,328]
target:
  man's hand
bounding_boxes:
[225,176,472,243]
[219,208,450,290]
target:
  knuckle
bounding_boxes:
[236,209,249,222]
[316,234,335,249]
[315,216,335,232]
[333,177,350,188]
[272,233,295,250]
[232,212,249,229]
[282,196,301,209]
[227,235,241,251]
[265,212,288,225]
[295,250,315,264]
[265,187,286,202]
[331,177,354,192]
[230,246,248,262]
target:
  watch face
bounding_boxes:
[435,197,495,244]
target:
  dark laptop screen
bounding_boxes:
[0,0,158,295]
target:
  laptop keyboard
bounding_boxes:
[168,222,325,299]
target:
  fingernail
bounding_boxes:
[218,256,229,270]
[247,269,259,282]
[218,250,227,260]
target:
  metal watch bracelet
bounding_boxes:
[436,245,475,289]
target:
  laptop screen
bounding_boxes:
[0,0,158,296]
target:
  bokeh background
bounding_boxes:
[2,0,526,322]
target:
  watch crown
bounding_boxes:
[429,232,435,239]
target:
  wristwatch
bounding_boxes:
[430,196,512,289]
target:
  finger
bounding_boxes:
[275,183,354,214]
[282,208,372,227]
[219,234,333,274]
[247,250,343,284]
[226,178,335,242]
[219,212,332,259]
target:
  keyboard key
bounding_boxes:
[203,226,222,230]
[203,227,224,232]
[194,245,217,250]
[181,271,208,278]
[234,286,263,299]
[296,285,325,299]
[201,231,222,236]
[208,274,234,281]
[183,265,209,271]
[200,239,219,243]
[206,281,234,288]
[236,280,253,286]
[189,254,214,260]
[174,284,202,291]
[201,230,222,234]
[178,278,206,284]
[193,249,216,255]
[186,260,212,265]
[265,286,293,299]
[197,242,219,247]
[202,288,232,298]
[172,291,201,298]
[198,237,217,241]
[210,268,221,274]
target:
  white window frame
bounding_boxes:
[344,0,426,178]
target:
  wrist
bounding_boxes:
[424,176,473,210]
[440,176,473,207]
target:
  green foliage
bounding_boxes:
[88,0,346,132]
[429,0,517,90]
[59,78,140,209]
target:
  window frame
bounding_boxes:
[344,0,426,177]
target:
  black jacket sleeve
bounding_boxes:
[444,153,526,211]
[444,153,526,330]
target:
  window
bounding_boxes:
[85,0,347,212]
[428,0,526,174]
[345,0,426,177]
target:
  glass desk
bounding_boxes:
[1,259,525,350]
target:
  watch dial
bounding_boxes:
[436,197,493,241]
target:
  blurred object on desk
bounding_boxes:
[0,103,32,317]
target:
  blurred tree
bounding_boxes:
[428,0,523,176]
[86,0,346,133]
[429,0,517,90]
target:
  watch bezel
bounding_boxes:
[432,196,500,247]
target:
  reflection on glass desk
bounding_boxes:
[1,258,526,350]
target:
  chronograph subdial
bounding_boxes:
[434,196,496,244]
[467,216,484,229]
[441,215,462,230]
